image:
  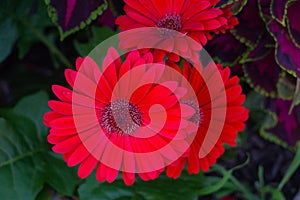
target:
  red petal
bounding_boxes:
[67,144,90,166]
[122,172,135,185]
[52,85,72,103]
[48,100,72,115]
[78,155,98,179]
[52,135,81,154]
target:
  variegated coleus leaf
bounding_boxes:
[95,0,125,30]
[270,0,291,25]
[207,33,247,66]
[216,0,248,14]
[263,98,300,147]
[230,0,265,46]
[46,0,108,40]
[258,0,300,78]
[243,47,282,97]
[286,0,300,48]
[269,20,300,78]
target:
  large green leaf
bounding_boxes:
[78,171,206,200]
[0,116,44,200]
[0,91,81,200]
[0,17,17,62]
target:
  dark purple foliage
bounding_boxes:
[267,1,300,78]
[269,20,300,78]
[266,99,300,146]
[207,0,300,146]
[206,33,247,66]
[47,0,107,39]
[231,0,265,45]
[287,1,300,47]
[95,7,115,30]
[243,48,281,96]
[270,0,288,23]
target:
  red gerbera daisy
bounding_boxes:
[44,48,197,185]
[116,0,238,55]
[166,61,249,178]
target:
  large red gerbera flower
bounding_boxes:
[166,61,249,178]
[44,48,197,185]
[116,0,238,46]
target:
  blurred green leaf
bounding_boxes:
[78,175,134,200]
[0,17,17,62]
[16,0,53,59]
[43,153,81,195]
[74,26,116,56]
[0,0,70,66]
[78,172,206,200]
[289,79,300,113]
[136,174,199,200]
[0,91,80,199]
[13,91,49,136]
[278,147,300,190]
[262,186,285,200]
[0,112,46,200]
[197,172,231,196]
[277,73,295,100]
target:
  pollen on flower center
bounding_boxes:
[157,13,182,36]
[100,99,142,135]
[181,100,202,126]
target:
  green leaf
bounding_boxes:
[43,153,81,195]
[13,91,49,136]
[136,175,199,200]
[0,91,80,199]
[289,79,300,113]
[78,172,206,200]
[74,26,117,56]
[16,0,53,59]
[278,147,300,190]
[0,0,71,66]
[0,115,45,200]
[277,73,296,100]
[197,172,231,196]
[262,186,285,200]
[78,175,134,200]
[0,17,17,62]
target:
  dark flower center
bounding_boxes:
[100,100,142,135]
[181,100,202,125]
[157,13,182,36]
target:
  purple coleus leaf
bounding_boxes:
[231,0,265,46]
[216,0,248,14]
[269,20,300,78]
[259,0,300,78]
[287,0,300,48]
[95,7,115,30]
[265,98,300,146]
[207,33,247,66]
[243,48,281,97]
[94,0,125,30]
[270,0,290,24]
[46,0,108,40]
[241,33,282,96]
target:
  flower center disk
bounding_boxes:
[100,99,142,135]
[181,100,202,125]
[157,13,182,36]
